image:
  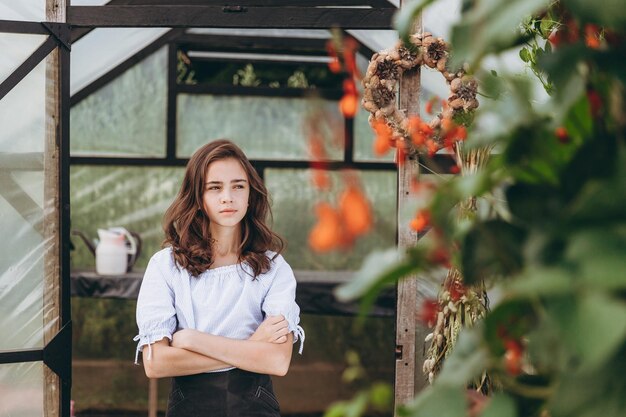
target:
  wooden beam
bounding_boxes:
[178,34,329,55]
[67,6,395,29]
[394,1,422,413]
[98,0,396,6]
[44,1,65,417]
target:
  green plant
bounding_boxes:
[232,64,261,87]
[336,0,626,416]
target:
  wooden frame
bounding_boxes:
[67,5,395,28]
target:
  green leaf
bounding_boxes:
[563,0,626,28]
[537,44,587,110]
[334,248,420,303]
[369,383,393,410]
[400,385,466,417]
[539,17,554,38]
[549,343,626,417]
[559,126,617,202]
[461,220,526,284]
[567,144,626,224]
[505,266,573,297]
[566,229,626,290]
[448,0,547,69]
[345,392,368,417]
[481,394,518,417]
[506,183,562,227]
[549,294,626,370]
[519,47,531,63]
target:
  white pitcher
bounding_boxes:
[95,227,138,276]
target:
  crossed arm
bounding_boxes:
[142,315,293,378]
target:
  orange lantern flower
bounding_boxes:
[309,203,343,252]
[339,93,359,118]
[410,209,430,232]
[339,186,372,237]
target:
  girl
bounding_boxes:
[134,140,305,417]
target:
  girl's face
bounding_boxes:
[202,157,250,231]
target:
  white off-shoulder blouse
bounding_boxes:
[133,247,305,371]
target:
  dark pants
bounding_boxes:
[166,368,281,417]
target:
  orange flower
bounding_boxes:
[409,116,434,146]
[328,58,341,73]
[339,93,359,118]
[339,78,359,118]
[372,120,394,154]
[342,37,360,78]
[326,40,341,73]
[309,203,343,252]
[374,134,391,156]
[585,24,601,49]
[410,210,430,232]
[343,78,357,95]
[426,139,439,156]
[339,186,372,237]
[425,100,434,115]
[503,339,524,376]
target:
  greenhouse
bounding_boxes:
[1,1,625,417]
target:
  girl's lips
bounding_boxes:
[220,209,237,214]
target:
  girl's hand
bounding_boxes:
[250,315,290,344]
[172,328,200,350]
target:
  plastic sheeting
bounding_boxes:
[70,47,168,157]
[177,95,343,160]
[0,1,45,22]
[0,52,51,352]
[0,33,46,85]
[0,362,44,416]
[71,28,170,96]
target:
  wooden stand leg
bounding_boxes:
[149,378,158,417]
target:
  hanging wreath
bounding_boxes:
[362,33,479,152]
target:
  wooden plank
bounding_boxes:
[44,2,64,417]
[394,2,422,413]
[67,6,395,29]
[102,0,396,7]
[148,378,158,417]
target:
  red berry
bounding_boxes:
[555,127,569,144]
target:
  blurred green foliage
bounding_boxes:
[338,1,626,417]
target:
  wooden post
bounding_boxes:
[44,1,65,417]
[149,379,158,417]
[395,2,425,413]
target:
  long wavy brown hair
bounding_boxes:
[163,139,284,277]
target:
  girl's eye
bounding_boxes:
[207,186,220,191]
[234,185,245,189]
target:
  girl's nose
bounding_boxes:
[221,192,232,203]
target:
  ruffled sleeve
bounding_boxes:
[133,253,177,364]
[261,257,305,354]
